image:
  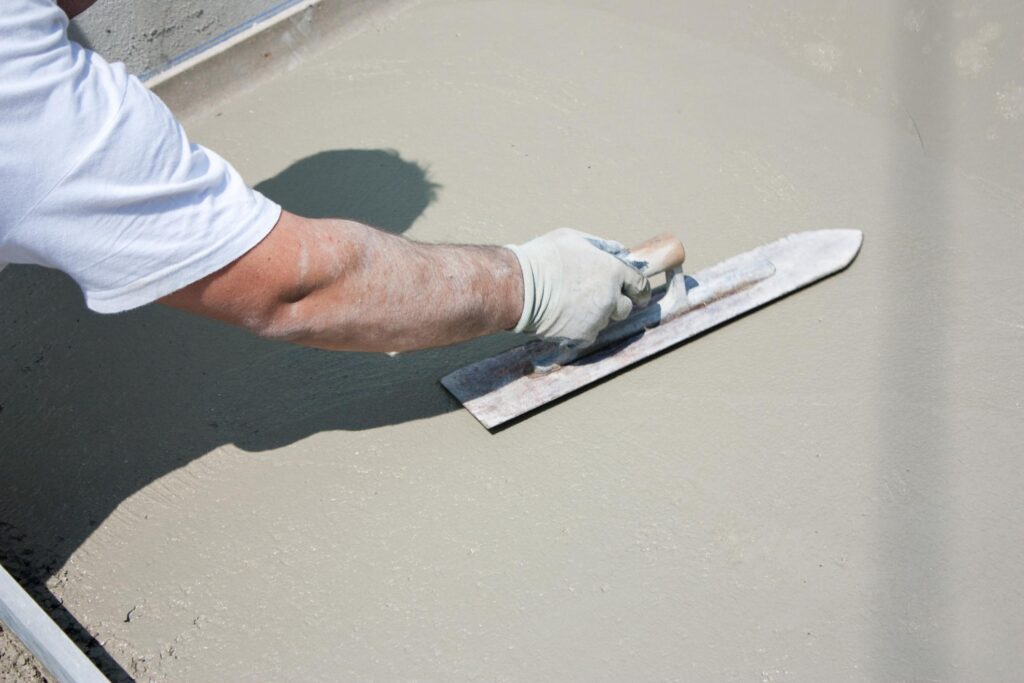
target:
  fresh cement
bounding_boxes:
[2,0,1023,680]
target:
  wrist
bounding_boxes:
[501,246,529,331]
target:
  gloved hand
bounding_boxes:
[507,228,652,347]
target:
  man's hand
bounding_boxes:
[508,228,652,347]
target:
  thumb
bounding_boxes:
[610,294,634,322]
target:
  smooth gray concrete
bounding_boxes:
[2,0,1023,680]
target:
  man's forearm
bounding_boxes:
[161,211,524,352]
[264,213,524,350]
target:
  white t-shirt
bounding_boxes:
[0,0,281,313]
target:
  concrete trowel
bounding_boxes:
[442,229,863,429]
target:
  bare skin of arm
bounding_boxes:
[159,210,524,352]
[57,0,522,350]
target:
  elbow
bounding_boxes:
[161,212,360,348]
[247,287,356,348]
[245,298,312,344]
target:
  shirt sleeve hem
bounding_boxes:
[82,199,282,314]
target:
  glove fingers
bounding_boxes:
[620,265,652,307]
[584,236,629,258]
[590,238,653,277]
[610,294,634,322]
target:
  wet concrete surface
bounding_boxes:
[2,0,1022,680]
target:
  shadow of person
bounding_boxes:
[0,148,516,680]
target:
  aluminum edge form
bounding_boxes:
[0,562,108,683]
[441,229,864,430]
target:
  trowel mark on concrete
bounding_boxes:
[903,8,926,33]
[953,21,1002,77]
[996,83,1024,120]
[803,40,843,74]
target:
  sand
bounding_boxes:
[2,0,1023,680]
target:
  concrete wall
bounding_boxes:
[69,0,300,78]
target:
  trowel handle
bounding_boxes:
[626,233,686,277]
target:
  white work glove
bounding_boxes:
[507,228,652,347]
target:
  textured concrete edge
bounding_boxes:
[137,0,310,82]
[148,0,419,120]
[0,563,107,683]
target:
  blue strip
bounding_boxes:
[140,0,308,81]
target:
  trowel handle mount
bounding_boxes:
[627,233,686,277]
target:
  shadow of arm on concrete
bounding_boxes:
[254,148,441,230]
[0,148,516,676]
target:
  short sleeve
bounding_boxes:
[0,0,281,313]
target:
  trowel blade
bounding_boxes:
[441,229,863,430]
